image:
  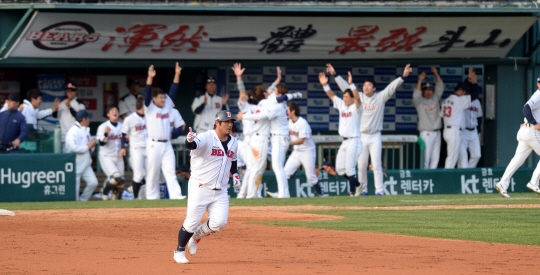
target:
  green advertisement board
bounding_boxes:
[0,153,76,202]
[226,167,536,198]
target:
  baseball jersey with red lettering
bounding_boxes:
[169,108,186,131]
[440,94,471,128]
[288,116,315,152]
[121,112,147,148]
[332,96,361,138]
[97,120,123,156]
[144,95,175,140]
[190,130,238,190]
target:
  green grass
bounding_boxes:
[0,193,539,210]
[255,208,540,246]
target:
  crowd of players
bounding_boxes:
[0,63,486,200]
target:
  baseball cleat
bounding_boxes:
[526,182,540,195]
[355,182,367,197]
[375,193,383,196]
[361,192,368,196]
[266,191,278,198]
[173,250,189,264]
[187,238,199,255]
[495,183,510,198]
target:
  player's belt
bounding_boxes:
[465,128,475,131]
[270,133,287,136]
[446,126,462,130]
[151,139,168,142]
[342,137,357,140]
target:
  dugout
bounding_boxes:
[1,3,540,170]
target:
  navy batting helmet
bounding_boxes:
[215,110,236,122]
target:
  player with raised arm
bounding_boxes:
[319,68,363,196]
[144,63,186,200]
[173,111,239,264]
[413,67,444,169]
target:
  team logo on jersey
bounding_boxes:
[108,134,122,140]
[211,148,235,158]
[156,113,169,119]
[289,130,299,136]
[216,103,221,109]
[341,112,352,118]
[135,125,146,131]
[363,104,378,111]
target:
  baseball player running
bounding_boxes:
[97,106,125,200]
[333,64,411,195]
[457,98,483,168]
[413,67,444,169]
[283,101,324,197]
[65,110,98,201]
[144,63,186,200]
[441,67,479,169]
[120,97,147,199]
[173,110,240,264]
[319,69,363,196]
[495,77,540,198]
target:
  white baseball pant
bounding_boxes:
[358,132,384,195]
[76,165,98,201]
[284,149,318,185]
[498,124,540,190]
[443,126,462,169]
[237,135,254,199]
[335,137,362,177]
[458,128,481,168]
[247,134,269,198]
[420,130,441,169]
[182,181,228,233]
[129,147,146,183]
[145,140,183,200]
[99,154,125,178]
[271,135,290,198]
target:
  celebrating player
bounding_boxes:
[458,97,483,168]
[495,77,540,198]
[58,83,86,150]
[191,76,229,134]
[283,101,324,197]
[120,97,147,199]
[440,67,479,169]
[413,67,444,169]
[119,79,141,120]
[144,63,186,200]
[97,106,125,200]
[0,89,61,131]
[173,111,239,264]
[319,69,363,196]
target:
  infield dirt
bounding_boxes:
[1,205,539,274]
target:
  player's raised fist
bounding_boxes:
[232,173,241,189]
[276,66,282,79]
[175,62,182,75]
[148,65,156,78]
[326,64,336,76]
[187,127,197,143]
[348,71,353,85]
[293,92,303,98]
[402,64,412,78]
[419,71,426,81]
[430,67,438,75]
[318,72,328,86]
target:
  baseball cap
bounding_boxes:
[323,161,334,167]
[177,164,190,173]
[537,77,540,83]
[421,83,434,91]
[75,110,90,121]
[207,76,216,83]
[7,93,21,103]
[215,110,236,122]
[128,79,140,86]
[454,82,469,93]
[65,83,78,91]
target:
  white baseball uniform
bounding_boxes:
[191,92,227,134]
[441,94,471,169]
[332,96,362,178]
[158,108,186,184]
[284,116,318,186]
[236,101,257,199]
[144,90,184,200]
[413,81,444,169]
[498,90,540,192]
[122,112,147,198]
[182,130,237,233]
[65,122,98,201]
[0,99,56,129]
[458,99,483,168]
[119,93,139,118]
[242,94,290,198]
[97,120,125,180]
[58,97,86,140]
[335,75,404,195]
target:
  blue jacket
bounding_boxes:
[0,109,28,147]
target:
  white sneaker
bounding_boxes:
[355,182,366,197]
[495,183,510,198]
[173,250,189,264]
[266,191,278,198]
[172,195,187,200]
[187,238,199,255]
[526,182,540,195]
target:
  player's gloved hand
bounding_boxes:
[293,92,303,98]
[187,127,197,143]
[233,173,241,189]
